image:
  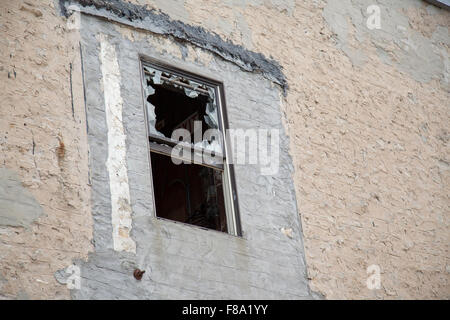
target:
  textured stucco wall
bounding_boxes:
[0,0,449,299]
[0,0,93,299]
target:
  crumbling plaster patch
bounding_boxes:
[323,0,449,86]
[0,168,44,228]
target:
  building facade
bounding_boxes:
[0,0,449,299]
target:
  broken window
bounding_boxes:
[142,61,240,235]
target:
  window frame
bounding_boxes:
[139,56,242,236]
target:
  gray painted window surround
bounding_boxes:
[73,12,312,299]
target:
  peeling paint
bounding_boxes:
[99,34,136,253]
[0,168,44,229]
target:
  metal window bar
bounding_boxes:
[143,69,210,95]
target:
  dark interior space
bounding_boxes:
[147,80,212,139]
[150,151,228,232]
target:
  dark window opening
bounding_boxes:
[143,65,220,150]
[150,152,227,232]
[147,80,211,139]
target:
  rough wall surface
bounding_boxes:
[0,0,449,299]
[0,0,93,299]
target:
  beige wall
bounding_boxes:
[0,0,449,299]
[0,0,92,299]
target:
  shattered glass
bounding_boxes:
[143,65,222,153]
